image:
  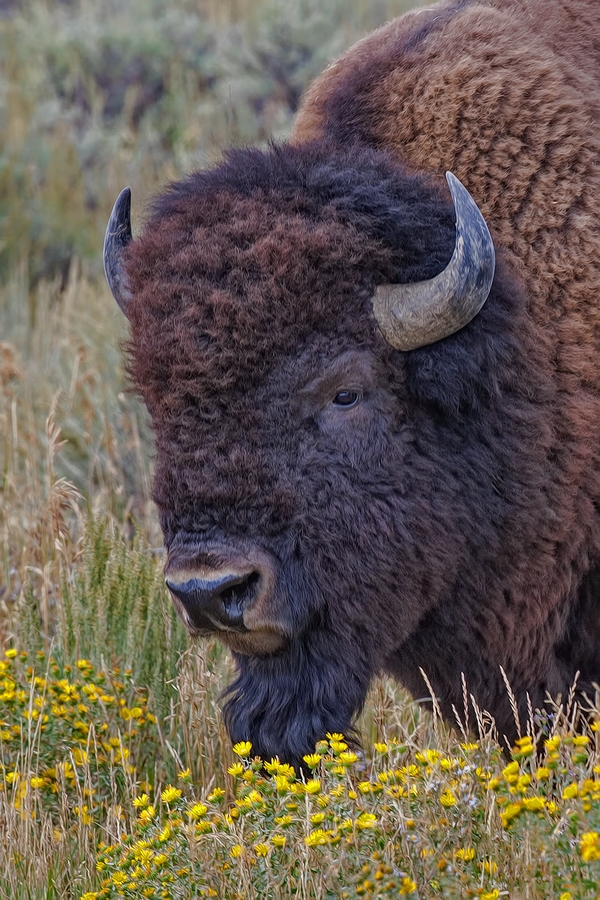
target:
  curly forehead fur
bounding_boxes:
[125,143,455,413]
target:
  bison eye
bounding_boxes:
[332,390,361,408]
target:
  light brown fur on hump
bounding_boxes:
[291,0,600,316]
[292,0,600,502]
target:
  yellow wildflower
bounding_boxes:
[374,742,388,753]
[562,783,578,800]
[274,775,292,793]
[523,797,545,812]
[274,815,293,827]
[502,761,519,781]
[232,741,252,757]
[161,786,182,804]
[303,753,322,768]
[304,779,321,794]
[440,790,457,807]
[188,803,208,820]
[228,763,244,778]
[271,835,286,848]
[338,751,358,765]
[399,877,416,894]
[177,768,191,781]
[230,844,243,858]
[356,812,377,829]
[73,748,88,766]
[580,831,600,862]
[139,805,156,824]
[4,649,17,659]
[254,843,269,857]
[305,828,330,846]
[500,802,522,827]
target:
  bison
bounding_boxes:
[104,0,600,765]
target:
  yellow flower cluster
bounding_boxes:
[487,731,600,831]
[580,831,600,862]
[74,719,600,900]
[87,734,506,899]
[0,650,159,820]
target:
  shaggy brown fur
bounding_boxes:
[119,0,600,763]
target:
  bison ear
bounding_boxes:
[372,172,495,350]
[103,187,133,317]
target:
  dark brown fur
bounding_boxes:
[121,0,600,763]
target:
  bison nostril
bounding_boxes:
[219,572,260,618]
[165,571,261,630]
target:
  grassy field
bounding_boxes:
[2,0,600,897]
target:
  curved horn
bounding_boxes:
[372,172,495,350]
[103,187,133,315]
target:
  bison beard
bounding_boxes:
[223,636,372,768]
[104,0,600,762]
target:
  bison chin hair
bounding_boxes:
[222,630,373,769]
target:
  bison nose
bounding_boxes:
[165,571,260,632]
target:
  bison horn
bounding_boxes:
[372,172,495,350]
[103,187,133,315]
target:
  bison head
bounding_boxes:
[103,142,550,766]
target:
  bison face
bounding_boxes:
[154,340,440,765]
[163,348,405,656]
[103,143,537,767]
